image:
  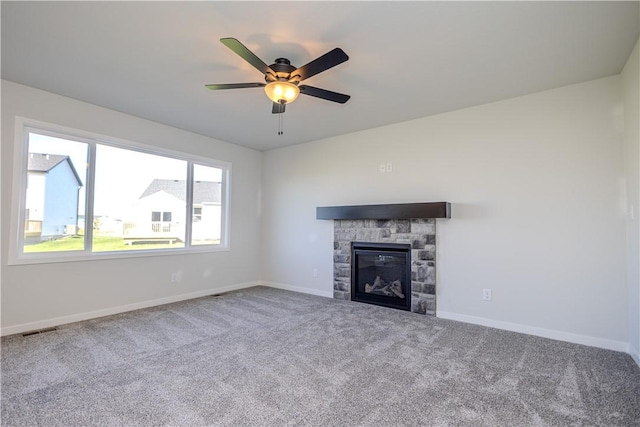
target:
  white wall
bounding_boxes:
[622,37,640,365]
[262,76,628,351]
[1,80,263,333]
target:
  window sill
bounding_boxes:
[7,244,230,266]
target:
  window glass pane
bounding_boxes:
[14,121,230,264]
[191,164,223,246]
[23,133,87,253]
[93,145,187,251]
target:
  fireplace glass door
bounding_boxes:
[351,242,411,311]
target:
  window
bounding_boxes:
[10,118,230,264]
[193,207,203,222]
[191,164,223,246]
[22,134,88,254]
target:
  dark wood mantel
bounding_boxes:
[316,202,450,220]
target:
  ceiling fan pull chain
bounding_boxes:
[278,102,284,135]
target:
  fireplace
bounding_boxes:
[351,242,411,311]
[317,202,451,316]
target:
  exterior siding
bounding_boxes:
[42,160,80,237]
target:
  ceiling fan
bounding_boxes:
[206,38,350,115]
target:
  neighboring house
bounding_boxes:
[124,179,221,243]
[25,153,83,241]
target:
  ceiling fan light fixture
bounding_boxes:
[264,81,300,104]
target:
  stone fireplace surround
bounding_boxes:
[317,202,450,316]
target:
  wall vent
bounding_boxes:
[22,327,58,337]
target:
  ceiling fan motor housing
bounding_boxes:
[267,58,298,83]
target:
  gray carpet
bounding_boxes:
[2,286,639,426]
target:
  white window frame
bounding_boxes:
[8,117,231,265]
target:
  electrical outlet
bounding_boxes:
[171,272,180,283]
[385,162,393,173]
[482,288,492,301]
[312,268,318,278]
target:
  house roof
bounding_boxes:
[28,153,67,172]
[139,179,221,204]
[28,153,83,186]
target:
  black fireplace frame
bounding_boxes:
[351,241,412,311]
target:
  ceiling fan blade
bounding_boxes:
[220,38,275,76]
[299,85,350,104]
[272,102,286,114]
[205,83,265,90]
[293,48,349,81]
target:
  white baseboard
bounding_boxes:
[631,342,640,368]
[437,310,630,354]
[0,281,260,337]
[260,281,333,299]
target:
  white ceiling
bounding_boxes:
[2,1,639,151]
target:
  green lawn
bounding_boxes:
[24,235,184,253]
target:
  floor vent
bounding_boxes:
[22,327,58,337]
